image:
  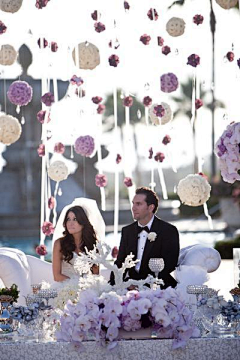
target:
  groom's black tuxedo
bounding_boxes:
[111,216,180,289]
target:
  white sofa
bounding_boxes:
[0,245,221,305]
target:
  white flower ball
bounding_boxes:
[0,0,23,13]
[177,174,211,207]
[0,45,17,66]
[0,114,22,145]
[48,161,69,182]
[166,17,185,37]
[72,42,100,70]
[149,102,172,125]
[215,0,238,9]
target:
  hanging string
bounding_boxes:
[52,181,59,227]
[157,164,168,200]
[190,69,196,128]
[97,113,106,210]
[203,202,213,230]
[113,86,119,239]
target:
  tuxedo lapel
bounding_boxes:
[130,222,139,261]
[139,216,161,272]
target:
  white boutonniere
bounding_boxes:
[148,232,157,242]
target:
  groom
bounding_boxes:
[110,187,180,289]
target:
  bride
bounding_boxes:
[52,198,105,283]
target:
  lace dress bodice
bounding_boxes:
[61,252,79,279]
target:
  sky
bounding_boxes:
[0,0,240,175]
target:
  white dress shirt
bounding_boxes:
[135,216,154,272]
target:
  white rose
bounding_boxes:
[148,232,157,242]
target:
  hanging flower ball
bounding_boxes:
[226,51,234,62]
[36,244,48,256]
[94,22,106,33]
[162,135,171,145]
[54,142,65,154]
[148,147,153,159]
[0,0,23,13]
[177,174,211,206]
[215,0,238,9]
[41,92,54,107]
[116,154,122,164]
[35,0,49,9]
[124,177,133,187]
[0,114,22,145]
[149,102,172,125]
[37,143,45,157]
[108,54,119,67]
[97,104,105,114]
[41,221,54,236]
[51,42,58,52]
[37,38,48,48]
[140,34,151,45]
[193,14,204,25]
[91,10,99,21]
[7,80,33,106]
[37,110,51,124]
[187,54,200,67]
[48,196,55,209]
[95,174,108,187]
[157,37,164,46]
[166,17,185,37]
[195,99,203,109]
[0,45,17,65]
[162,46,171,56]
[0,21,7,34]
[70,75,84,86]
[92,96,102,104]
[147,8,158,21]
[143,96,152,107]
[124,1,130,10]
[123,96,133,107]
[160,73,179,93]
[48,161,69,182]
[72,42,100,70]
[74,135,95,157]
[154,152,165,162]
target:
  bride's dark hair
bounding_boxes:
[60,205,98,262]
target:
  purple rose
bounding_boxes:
[153,105,165,117]
[123,96,133,107]
[154,152,165,162]
[157,37,164,46]
[35,0,49,9]
[36,244,48,256]
[195,99,203,110]
[124,177,133,187]
[37,144,45,157]
[226,52,234,62]
[94,22,106,33]
[143,96,152,107]
[97,104,105,114]
[92,96,102,104]
[0,21,7,34]
[162,135,171,145]
[51,42,58,52]
[147,8,158,21]
[116,154,122,164]
[54,142,65,154]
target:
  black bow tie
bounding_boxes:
[137,225,150,234]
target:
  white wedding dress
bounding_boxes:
[61,252,80,280]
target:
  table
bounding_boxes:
[0,337,239,360]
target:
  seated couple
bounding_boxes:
[52,187,180,289]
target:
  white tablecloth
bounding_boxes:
[0,338,239,360]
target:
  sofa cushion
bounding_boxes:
[0,247,31,305]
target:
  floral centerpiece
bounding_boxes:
[49,243,199,350]
[0,284,19,303]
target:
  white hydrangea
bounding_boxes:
[0,114,22,145]
[72,42,100,70]
[166,17,185,37]
[0,0,23,13]
[149,102,172,125]
[0,45,17,65]
[48,161,69,182]
[177,174,211,207]
[215,0,238,9]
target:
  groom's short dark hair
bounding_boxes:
[135,187,159,213]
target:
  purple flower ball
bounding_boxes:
[162,135,171,145]
[123,96,133,107]
[124,177,133,187]
[154,152,165,162]
[143,96,152,107]
[41,92,54,107]
[193,14,204,25]
[108,54,120,67]
[51,42,58,52]
[162,46,171,56]
[0,21,7,34]
[74,135,95,157]
[153,105,165,117]
[140,34,151,45]
[147,8,158,21]
[94,22,106,33]
[7,81,33,106]
[160,73,179,93]
[92,96,102,104]
[54,142,65,154]
[36,0,49,9]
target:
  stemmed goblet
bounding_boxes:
[148,258,165,279]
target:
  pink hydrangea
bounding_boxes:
[7,81,33,106]
[124,177,133,187]
[37,144,45,157]
[160,73,179,93]
[92,96,102,104]
[37,110,51,124]
[108,54,120,67]
[41,221,54,236]
[48,196,55,209]
[74,135,95,157]
[187,54,200,67]
[95,174,108,187]
[123,96,133,107]
[140,34,151,45]
[54,142,65,154]
[193,14,204,25]
[41,92,54,106]
[97,104,105,114]
[143,96,152,107]
[36,244,48,256]
[154,152,165,162]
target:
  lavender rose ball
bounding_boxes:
[74,135,95,157]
